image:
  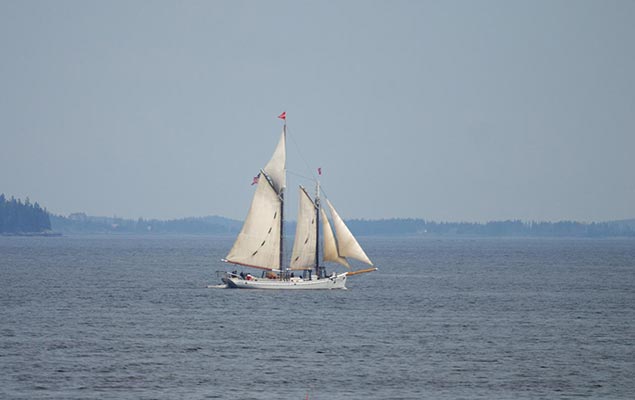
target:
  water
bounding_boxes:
[1,235,634,399]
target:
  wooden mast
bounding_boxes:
[279,122,286,280]
[315,180,320,278]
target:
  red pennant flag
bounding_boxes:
[251,175,259,185]
[317,167,322,176]
[277,111,286,120]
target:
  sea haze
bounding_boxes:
[1,236,634,399]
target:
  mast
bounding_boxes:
[315,180,320,277]
[279,123,286,280]
[279,187,284,279]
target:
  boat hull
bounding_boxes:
[225,273,347,290]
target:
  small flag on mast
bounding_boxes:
[277,111,286,120]
[317,167,322,176]
[251,175,259,185]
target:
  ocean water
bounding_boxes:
[1,235,634,399]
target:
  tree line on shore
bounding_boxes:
[0,194,51,234]
[51,213,635,237]
[344,218,635,237]
[49,213,240,235]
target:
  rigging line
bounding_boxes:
[286,123,332,204]
[316,184,330,204]
[286,124,319,183]
[287,170,314,182]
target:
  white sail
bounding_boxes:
[290,187,317,270]
[225,174,282,270]
[263,127,286,193]
[326,199,373,266]
[320,208,350,268]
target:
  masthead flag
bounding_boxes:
[251,175,259,185]
[277,111,286,120]
[317,167,322,176]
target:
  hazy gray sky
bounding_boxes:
[1,0,634,222]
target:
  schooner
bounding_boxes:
[216,113,377,289]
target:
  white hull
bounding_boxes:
[225,273,348,290]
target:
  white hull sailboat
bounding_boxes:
[222,272,348,290]
[215,112,377,290]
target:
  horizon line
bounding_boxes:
[53,212,635,225]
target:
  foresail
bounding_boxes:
[326,199,374,266]
[225,174,282,270]
[320,208,350,268]
[290,187,317,270]
[263,127,286,193]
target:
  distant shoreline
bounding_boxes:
[1,231,62,237]
[45,213,635,238]
[4,232,635,240]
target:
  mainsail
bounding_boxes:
[326,199,374,266]
[290,187,317,270]
[225,128,286,271]
[225,173,282,270]
[263,128,286,193]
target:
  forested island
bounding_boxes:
[0,194,52,235]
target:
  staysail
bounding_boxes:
[320,207,350,268]
[326,199,374,266]
[290,187,317,270]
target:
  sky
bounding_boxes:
[1,0,634,222]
